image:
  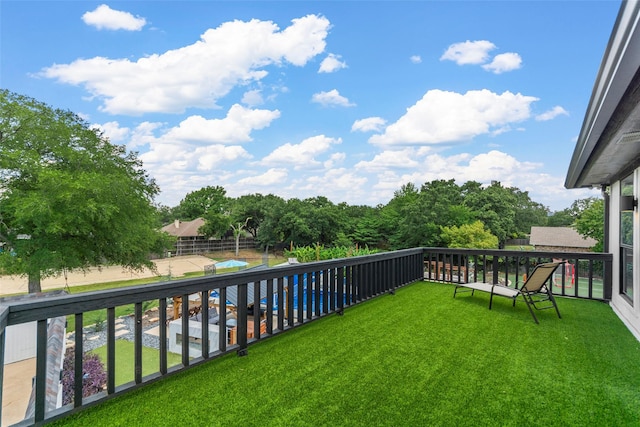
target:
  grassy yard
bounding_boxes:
[52,281,640,427]
[91,340,183,386]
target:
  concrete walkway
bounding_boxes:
[0,255,215,296]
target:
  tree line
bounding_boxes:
[160,181,603,252]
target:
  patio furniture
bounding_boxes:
[453,261,563,323]
[424,260,467,281]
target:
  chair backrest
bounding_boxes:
[521,262,562,293]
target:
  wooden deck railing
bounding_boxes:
[0,248,424,426]
[422,248,612,301]
[0,247,612,426]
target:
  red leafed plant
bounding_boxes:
[61,347,107,406]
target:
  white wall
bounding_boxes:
[4,322,37,364]
[609,174,640,341]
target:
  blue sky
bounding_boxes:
[1,1,621,211]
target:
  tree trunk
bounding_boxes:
[235,232,240,257]
[28,270,42,293]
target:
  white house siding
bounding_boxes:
[609,173,640,341]
[4,322,37,364]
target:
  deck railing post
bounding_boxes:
[604,257,613,300]
[107,307,116,394]
[35,318,48,421]
[73,313,83,408]
[237,283,248,356]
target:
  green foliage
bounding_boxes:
[254,194,287,249]
[199,211,231,238]
[547,208,574,226]
[513,188,549,235]
[157,178,588,256]
[93,312,105,333]
[284,245,379,262]
[464,181,518,244]
[0,90,171,292]
[154,204,175,226]
[174,185,227,221]
[230,194,269,238]
[441,220,499,249]
[380,179,546,249]
[574,198,605,251]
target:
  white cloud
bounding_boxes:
[369,89,539,146]
[95,121,130,143]
[195,145,252,171]
[261,135,341,168]
[482,52,522,74]
[241,89,264,107]
[319,53,347,73]
[140,141,250,173]
[536,106,569,121]
[161,104,280,144]
[82,4,146,31]
[355,148,422,171]
[324,152,346,169]
[303,168,368,193]
[41,14,330,115]
[311,89,355,107]
[237,168,288,186]
[440,40,496,65]
[128,121,165,149]
[410,55,422,64]
[352,117,387,132]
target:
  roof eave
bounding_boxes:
[566,0,640,189]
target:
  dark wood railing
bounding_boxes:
[0,249,424,426]
[422,248,612,301]
[0,247,612,426]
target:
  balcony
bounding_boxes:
[4,248,639,426]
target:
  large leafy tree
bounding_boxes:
[174,186,230,238]
[573,198,604,252]
[302,196,342,246]
[547,209,574,227]
[175,185,227,221]
[255,194,287,250]
[383,183,424,249]
[348,206,384,248]
[0,90,171,293]
[385,180,473,249]
[277,198,318,246]
[513,189,549,236]
[463,181,518,245]
[230,194,268,238]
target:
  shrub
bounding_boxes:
[61,347,107,406]
[284,245,379,262]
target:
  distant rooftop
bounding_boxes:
[161,218,205,238]
[530,226,597,249]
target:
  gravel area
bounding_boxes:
[67,313,166,352]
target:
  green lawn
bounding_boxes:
[53,281,640,426]
[91,340,183,386]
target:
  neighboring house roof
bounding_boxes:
[566,1,640,189]
[161,218,205,238]
[529,226,597,249]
